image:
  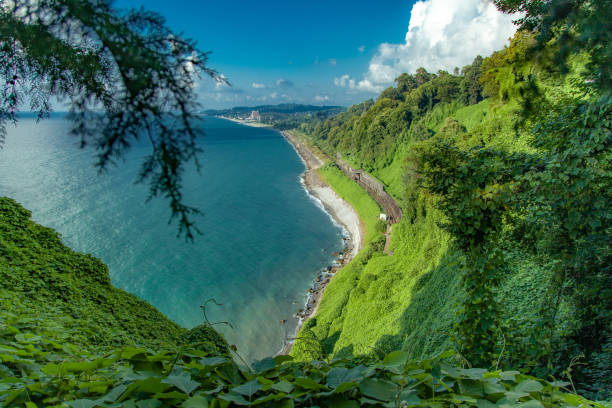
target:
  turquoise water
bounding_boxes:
[0,115,344,361]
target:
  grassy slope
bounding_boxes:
[293,98,554,365]
[0,201,593,406]
[373,143,409,201]
[0,197,185,351]
[293,175,465,360]
[291,165,382,359]
[292,103,468,361]
[293,154,466,360]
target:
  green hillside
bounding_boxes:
[1,197,599,407]
[0,197,229,356]
[0,125,604,407]
[291,30,611,400]
[0,197,184,350]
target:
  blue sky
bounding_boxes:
[117,0,518,109]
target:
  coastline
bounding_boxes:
[279,130,364,355]
[217,116,364,355]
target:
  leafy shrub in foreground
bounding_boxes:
[0,307,601,407]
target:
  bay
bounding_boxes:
[0,114,344,361]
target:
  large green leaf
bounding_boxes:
[66,399,100,408]
[271,380,294,393]
[232,379,262,397]
[294,377,325,390]
[326,367,364,389]
[182,395,209,408]
[163,370,200,395]
[252,357,276,372]
[358,378,398,402]
[120,378,170,401]
[382,351,409,367]
[135,399,162,408]
[515,380,543,394]
[217,392,250,406]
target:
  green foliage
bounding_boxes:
[0,197,186,350]
[379,86,403,101]
[480,32,538,105]
[0,204,592,406]
[292,165,461,362]
[316,165,382,244]
[375,219,387,234]
[293,18,610,399]
[1,0,223,239]
[460,56,485,105]
[494,0,612,92]
[417,139,534,366]
[395,73,418,94]
[513,95,612,398]
[299,66,476,174]
[183,325,231,357]
[0,308,600,408]
[437,117,467,139]
[415,81,611,397]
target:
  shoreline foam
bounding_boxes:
[215,117,364,355]
[278,130,364,355]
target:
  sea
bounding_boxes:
[0,114,345,361]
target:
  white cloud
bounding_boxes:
[251,82,265,89]
[334,74,380,93]
[356,0,518,92]
[329,58,337,66]
[358,45,365,53]
[356,79,385,93]
[270,92,278,99]
[334,74,356,89]
[315,95,330,102]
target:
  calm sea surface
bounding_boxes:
[0,115,344,361]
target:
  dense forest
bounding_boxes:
[290,11,611,401]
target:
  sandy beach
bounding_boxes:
[279,130,364,354]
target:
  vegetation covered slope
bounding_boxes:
[0,196,185,350]
[1,200,601,407]
[0,279,601,407]
[291,29,611,400]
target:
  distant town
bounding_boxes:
[204,103,345,130]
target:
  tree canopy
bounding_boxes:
[0,0,225,239]
[294,0,611,397]
[494,0,612,91]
